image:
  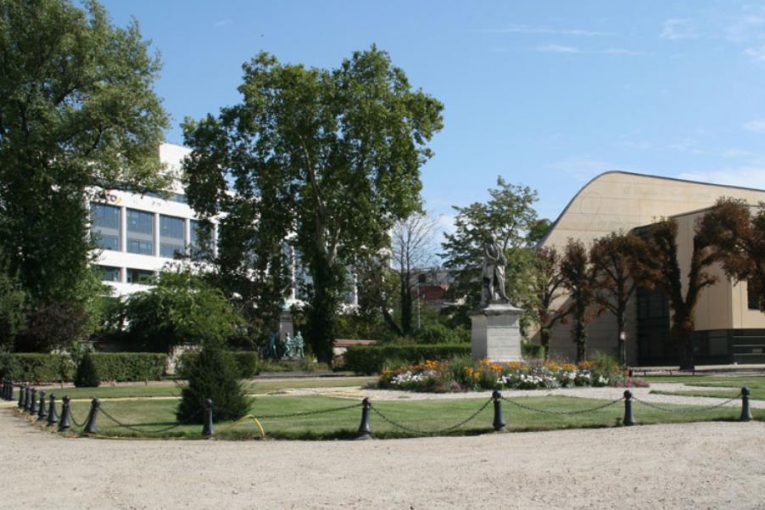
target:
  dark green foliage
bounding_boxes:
[415,324,470,344]
[124,272,244,353]
[14,301,89,352]
[0,251,27,351]
[0,353,74,383]
[177,351,258,380]
[90,353,166,381]
[522,343,546,360]
[74,352,100,387]
[343,344,471,375]
[176,344,251,423]
[0,0,168,335]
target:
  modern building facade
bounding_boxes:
[89,144,216,296]
[538,171,765,365]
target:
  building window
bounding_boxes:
[748,281,760,310]
[95,265,121,282]
[190,219,215,260]
[90,203,121,251]
[160,215,186,259]
[126,268,155,284]
[127,209,154,255]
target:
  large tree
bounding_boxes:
[697,197,765,311]
[589,231,648,365]
[182,47,444,362]
[0,0,168,347]
[526,246,566,359]
[560,238,597,363]
[635,219,717,370]
[441,178,540,319]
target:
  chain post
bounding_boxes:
[17,384,25,408]
[492,391,506,431]
[29,388,38,415]
[24,386,32,412]
[84,398,100,435]
[201,398,214,436]
[58,396,72,432]
[357,398,373,440]
[740,387,753,422]
[37,390,47,421]
[2,379,7,400]
[622,390,635,426]
[7,380,13,401]
[46,394,59,427]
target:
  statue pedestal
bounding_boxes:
[469,303,524,362]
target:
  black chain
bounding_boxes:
[99,407,187,434]
[255,402,362,420]
[632,394,741,414]
[69,411,86,429]
[500,395,623,415]
[369,398,493,436]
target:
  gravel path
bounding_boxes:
[1,384,764,509]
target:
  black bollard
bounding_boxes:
[17,384,25,409]
[201,398,214,436]
[2,379,7,400]
[37,390,47,420]
[5,380,11,401]
[84,398,100,435]
[740,387,753,422]
[623,390,636,426]
[46,394,59,427]
[29,388,38,415]
[22,386,30,411]
[58,396,72,432]
[357,398,373,440]
[492,390,506,431]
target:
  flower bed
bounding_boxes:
[377,359,649,392]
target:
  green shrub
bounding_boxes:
[0,353,73,383]
[343,344,471,375]
[522,343,546,360]
[89,353,167,382]
[177,351,259,379]
[74,352,100,387]
[176,344,251,423]
[415,324,470,344]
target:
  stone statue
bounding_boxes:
[482,235,509,306]
[266,331,278,360]
[293,331,305,359]
[281,333,291,359]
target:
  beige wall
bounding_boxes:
[537,171,765,364]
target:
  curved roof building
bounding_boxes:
[539,171,765,365]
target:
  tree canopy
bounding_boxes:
[182,47,444,361]
[0,0,168,349]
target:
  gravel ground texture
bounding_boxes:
[1,383,764,510]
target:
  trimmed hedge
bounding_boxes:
[0,353,74,383]
[90,353,167,382]
[0,352,167,383]
[177,351,259,379]
[343,344,472,375]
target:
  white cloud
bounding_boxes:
[548,157,627,182]
[214,19,232,28]
[744,45,765,62]
[534,44,580,54]
[744,120,765,132]
[603,48,646,56]
[661,19,698,40]
[479,24,613,37]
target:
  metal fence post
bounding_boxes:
[46,394,59,427]
[17,384,25,409]
[37,390,47,421]
[492,391,506,431]
[622,390,635,426]
[29,388,38,415]
[201,398,214,436]
[357,398,372,440]
[84,398,100,435]
[740,387,753,422]
[58,396,72,432]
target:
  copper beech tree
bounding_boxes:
[697,198,765,311]
[589,231,648,365]
[635,219,718,370]
[560,239,598,363]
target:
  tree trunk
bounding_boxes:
[306,255,341,364]
[672,311,696,371]
[616,313,626,367]
[400,272,413,336]
[540,327,551,360]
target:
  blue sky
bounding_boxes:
[99,0,765,235]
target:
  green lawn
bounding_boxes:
[51,393,762,440]
[645,375,765,400]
